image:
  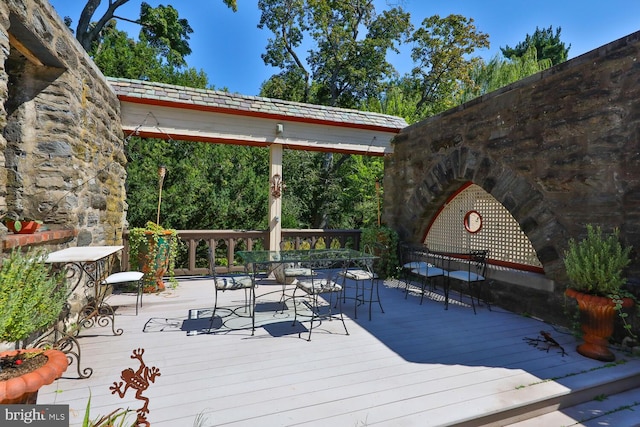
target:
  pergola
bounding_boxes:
[108,78,408,249]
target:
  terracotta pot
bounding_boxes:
[0,348,68,404]
[5,220,41,234]
[565,288,634,361]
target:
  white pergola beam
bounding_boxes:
[109,78,408,249]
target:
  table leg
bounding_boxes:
[75,257,123,336]
[34,315,93,379]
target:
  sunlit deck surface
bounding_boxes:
[38,276,640,426]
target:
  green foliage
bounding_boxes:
[126,139,270,231]
[361,226,399,279]
[128,222,179,289]
[564,225,639,340]
[83,393,135,427]
[275,150,383,229]
[0,249,66,343]
[563,224,631,296]
[73,0,236,53]
[90,22,209,88]
[258,0,411,108]
[260,69,310,102]
[140,3,193,67]
[501,25,570,66]
[460,46,553,103]
[361,80,422,124]
[408,14,490,118]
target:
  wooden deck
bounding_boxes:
[37,276,640,426]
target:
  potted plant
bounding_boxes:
[4,219,43,234]
[0,248,69,403]
[128,221,178,293]
[1,212,43,234]
[564,224,635,361]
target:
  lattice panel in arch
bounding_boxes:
[424,184,543,269]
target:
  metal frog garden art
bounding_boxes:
[110,348,161,426]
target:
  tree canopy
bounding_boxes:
[258,0,412,108]
[459,46,553,104]
[72,1,237,54]
[501,25,570,66]
[61,0,570,232]
[406,14,489,118]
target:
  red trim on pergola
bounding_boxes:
[117,95,403,134]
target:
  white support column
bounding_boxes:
[268,144,283,251]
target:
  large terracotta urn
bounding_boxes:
[565,288,634,362]
[0,348,68,404]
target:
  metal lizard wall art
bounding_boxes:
[524,330,567,357]
[110,348,161,426]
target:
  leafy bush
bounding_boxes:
[0,248,66,343]
[361,226,399,278]
[563,224,632,296]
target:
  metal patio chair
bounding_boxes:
[102,271,144,315]
[339,243,385,320]
[292,250,350,341]
[446,250,489,314]
[410,249,448,305]
[207,248,256,335]
[399,243,431,299]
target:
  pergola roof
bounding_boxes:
[108,77,407,156]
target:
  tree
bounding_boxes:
[361,79,422,124]
[126,139,270,231]
[138,2,193,67]
[258,0,412,107]
[501,25,570,66]
[257,0,411,228]
[258,0,310,101]
[460,46,553,103]
[89,20,209,87]
[72,0,237,56]
[260,69,309,103]
[279,150,382,229]
[407,14,489,118]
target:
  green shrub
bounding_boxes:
[563,224,631,296]
[0,248,66,344]
[361,226,399,278]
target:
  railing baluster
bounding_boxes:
[188,238,197,272]
[123,229,361,276]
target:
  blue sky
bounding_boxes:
[48,1,640,96]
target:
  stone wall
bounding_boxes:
[384,31,640,324]
[0,0,126,249]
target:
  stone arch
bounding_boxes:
[388,146,569,281]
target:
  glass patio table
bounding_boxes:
[237,248,378,311]
[237,248,377,272]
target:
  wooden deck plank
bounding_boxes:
[37,277,640,426]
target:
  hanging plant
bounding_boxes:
[128,222,179,292]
